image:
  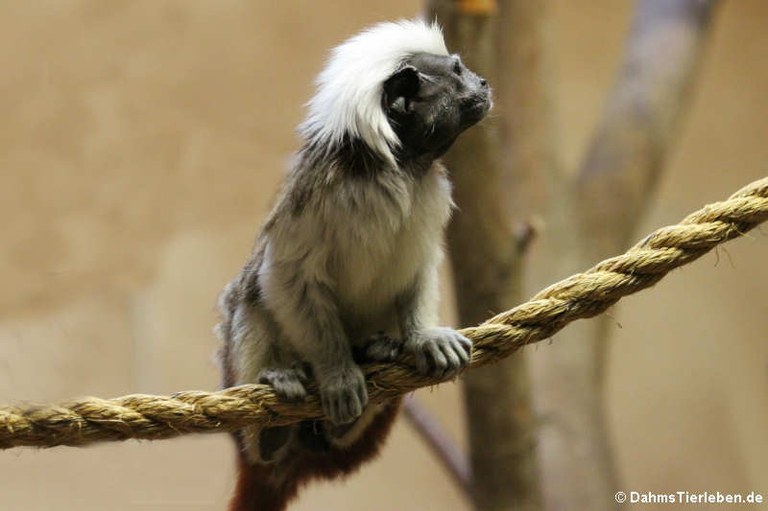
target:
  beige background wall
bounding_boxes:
[0,2,766,510]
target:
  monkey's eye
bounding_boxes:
[453,60,462,75]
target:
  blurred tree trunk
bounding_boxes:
[428,1,556,509]
[427,1,719,510]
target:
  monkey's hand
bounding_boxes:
[404,327,472,380]
[318,364,368,425]
[258,364,310,402]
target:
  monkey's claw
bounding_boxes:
[258,365,309,402]
[405,327,472,380]
[319,365,368,425]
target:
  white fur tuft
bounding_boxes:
[300,19,448,166]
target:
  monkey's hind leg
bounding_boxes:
[257,364,310,462]
[312,331,399,449]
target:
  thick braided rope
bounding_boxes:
[1,177,766,449]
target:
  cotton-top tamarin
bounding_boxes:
[217,19,491,511]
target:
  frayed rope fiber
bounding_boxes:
[1,177,767,449]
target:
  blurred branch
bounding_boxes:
[403,396,471,496]
[530,2,720,510]
[576,0,720,253]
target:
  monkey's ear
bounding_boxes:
[383,65,420,115]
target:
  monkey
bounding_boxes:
[217,19,492,511]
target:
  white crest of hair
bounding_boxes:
[300,19,448,167]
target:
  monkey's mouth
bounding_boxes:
[460,92,493,127]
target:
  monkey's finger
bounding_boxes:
[334,393,356,425]
[356,382,369,409]
[286,380,308,402]
[456,334,473,355]
[426,342,449,378]
[450,337,471,366]
[412,346,430,375]
[274,381,302,402]
[438,341,463,375]
[322,395,338,424]
[346,392,363,422]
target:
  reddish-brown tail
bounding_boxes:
[229,456,299,511]
[228,398,402,511]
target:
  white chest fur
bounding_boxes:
[262,164,453,336]
[330,166,453,317]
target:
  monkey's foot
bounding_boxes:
[259,425,293,462]
[257,364,309,402]
[404,327,472,380]
[297,420,331,452]
[295,418,355,452]
[355,331,402,364]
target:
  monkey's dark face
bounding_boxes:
[383,52,492,161]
